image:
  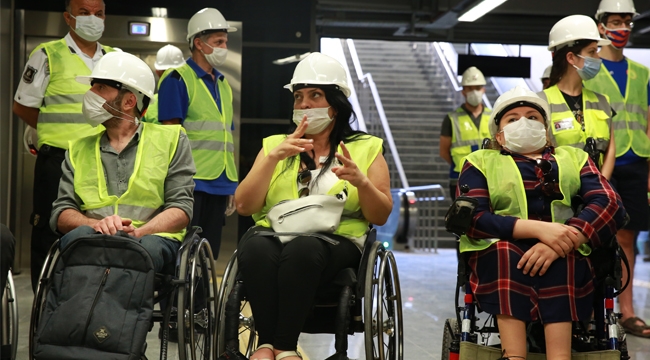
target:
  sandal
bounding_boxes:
[251,344,274,360]
[619,316,650,338]
[275,350,302,360]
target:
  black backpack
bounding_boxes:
[33,234,155,360]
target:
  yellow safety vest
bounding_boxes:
[160,64,237,181]
[34,38,113,149]
[68,122,186,241]
[253,135,383,242]
[449,107,492,173]
[538,86,612,162]
[142,93,160,125]
[584,58,650,157]
[459,146,591,256]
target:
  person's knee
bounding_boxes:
[281,237,328,268]
[238,235,280,263]
[138,236,175,272]
[59,225,96,249]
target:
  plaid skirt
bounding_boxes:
[468,239,595,323]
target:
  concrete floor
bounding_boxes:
[7,247,650,359]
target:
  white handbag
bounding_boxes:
[267,186,347,243]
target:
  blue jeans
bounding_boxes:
[59,225,181,273]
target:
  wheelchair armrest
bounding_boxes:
[183,226,203,244]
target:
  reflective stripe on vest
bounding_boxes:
[35,38,113,149]
[584,58,650,157]
[449,107,492,173]
[539,86,611,152]
[252,135,383,245]
[68,122,185,241]
[459,146,591,256]
[160,64,238,181]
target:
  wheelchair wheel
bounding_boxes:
[2,271,18,360]
[440,318,459,360]
[29,240,60,360]
[177,238,219,360]
[363,243,404,360]
[216,251,257,358]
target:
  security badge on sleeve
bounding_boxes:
[23,65,37,84]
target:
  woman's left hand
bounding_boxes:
[517,242,560,276]
[332,141,368,188]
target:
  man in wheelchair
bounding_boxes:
[451,87,627,359]
[49,51,195,273]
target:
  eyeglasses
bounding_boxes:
[535,158,555,196]
[607,20,634,29]
[298,169,312,198]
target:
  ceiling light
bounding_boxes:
[152,7,168,18]
[458,0,508,22]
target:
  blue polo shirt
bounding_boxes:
[601,58,650,166]
[158,57,237,196]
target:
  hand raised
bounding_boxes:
[332,141,368,188]
[268,116,314,161]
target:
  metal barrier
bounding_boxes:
[403,184,448,253]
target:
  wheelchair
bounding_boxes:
[1,271,18,360]
[440,237,631,360]
[29,227,219,360]
[215,229,404,360]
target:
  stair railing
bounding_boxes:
[344,39,409,189]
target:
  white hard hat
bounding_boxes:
[461,66,486,86]
[187,8,237,44]
[541,65,552,80]
[489,86,551,137]
[284,52,352,97]
[76,52,155,112]
[548,15,611,51]
[155,44,186,70]
[595,0,639,21]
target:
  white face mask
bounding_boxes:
[466,90,483,107]
[501,117,547,154]
[293,107,334,134]
[201,41,228,68]
[82,90,139,127]
[70,14,104,42]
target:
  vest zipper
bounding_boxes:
[82,268,110,343]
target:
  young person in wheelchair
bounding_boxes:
[234,53,393,360]
[50,51,196,273]
[455,86,626,359]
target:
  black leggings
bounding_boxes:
[237,227,361,351]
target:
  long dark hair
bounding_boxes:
[288,84,369,177]
[548,40,596,87]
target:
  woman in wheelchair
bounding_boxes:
[456,86,626,359]
[234,53,392,360]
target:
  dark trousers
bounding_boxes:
[190,191,228,260]
[30,146,66,292]
[237,227,361,351]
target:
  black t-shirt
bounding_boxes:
[560,91,584,130]
[440,104,484,137]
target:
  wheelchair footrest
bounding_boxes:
[459,342,620,360]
